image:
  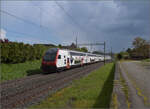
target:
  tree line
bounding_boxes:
[0,40,51,63]
[117,37,150,60]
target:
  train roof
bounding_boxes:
[46,48,104,57]
[46,48,58,52]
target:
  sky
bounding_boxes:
[0,0,150,53]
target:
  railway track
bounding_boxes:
[0,62,104,109]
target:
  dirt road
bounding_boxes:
[119,61,150,109]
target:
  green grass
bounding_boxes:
[30,63,115,108]
[142,58,150,62]
[0,60,44,82]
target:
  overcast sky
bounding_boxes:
[1,0,150,53]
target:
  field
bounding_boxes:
[1,60,43,82]
[30,63,115,108]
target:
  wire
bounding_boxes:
[4,28,35,37]
[55,1,83,29]
[0,9,50,31]
[0,9,59,44]
[4,28,57,44]
[31,2,81,33]
[54,1,90,43]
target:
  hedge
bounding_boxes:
[0,42,52,64]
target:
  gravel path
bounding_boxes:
[0,62,104,109]
[119,61,150,109]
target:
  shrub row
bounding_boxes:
[0,42,52,64]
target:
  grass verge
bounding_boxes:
[0,60,43,82]
[142,58,150,62]
[30,63,115,108]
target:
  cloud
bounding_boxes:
[0,29,7,40]
[1,1,150,52]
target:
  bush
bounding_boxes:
[0,42,51,64]
[117,53,122,60]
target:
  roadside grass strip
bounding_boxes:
[142,58,150,62]
[1,60,43,82]
[30,63,115,108]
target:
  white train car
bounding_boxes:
[41,48,110,72]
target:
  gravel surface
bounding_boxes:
[119,61,150,109]
[0,62,104,109]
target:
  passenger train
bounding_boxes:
[41,48,111,72]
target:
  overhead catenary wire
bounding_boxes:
[4,28,57,44]
[0,9,50,31]
[0,3,89,45]
[54,1,88,36]
[0,9,59,44]
[55,1,81,28]
[31,2,82,45]
[3,28,37,37]
[32,2,82,36]
[30,2,91,44]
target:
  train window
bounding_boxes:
[58,55,61,59]
[70,57,73,63]
[43,48,57,62]
[64,59,66,64]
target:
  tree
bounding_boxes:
[92,51,103,54]
[58,44,62,48]
[131,37,150,59]
[126,48,131,53]
[80,47,88,52]
[133,37,146,49]
[70,43,76,49]
[117,53,122,60]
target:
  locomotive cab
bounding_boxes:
[41,48,58,72]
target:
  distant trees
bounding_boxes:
[126,48,132,54]
[118,37,150,60]
[58,42,88,52]
[58,44,62,48]
[70,43,77,49]
[130,37,150,59]
[133,37,146,49]
[0,39,9,43]
[0,41,51,64]
[92,51,102,54]
[117,53,122,60]
[80,47,88,52]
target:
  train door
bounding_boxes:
[56,50,68,68]
[81,57,84,66]
[67,57,70,69]
[56,50,63,68]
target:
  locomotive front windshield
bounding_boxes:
[43,48,58,62]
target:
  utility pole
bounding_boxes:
[111,47,112,62]
[104,41,105,65]
[76,36,78,48]
[40,8,42,27]
[90,43,92,53]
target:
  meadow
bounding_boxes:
[1,60,43,82]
